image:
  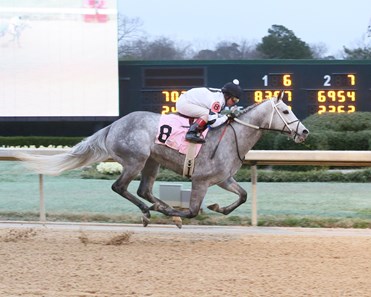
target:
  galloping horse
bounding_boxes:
[17,92,309,227]
[0,16,30,47]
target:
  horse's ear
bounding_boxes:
[278,90,285,101]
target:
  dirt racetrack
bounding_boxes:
[0,223,370,297]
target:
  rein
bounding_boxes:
[210,123,229,159]
[211,98,302,161]
[229,124,245,162]
[210,121,245,162]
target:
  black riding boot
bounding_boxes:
[185,118,206,144]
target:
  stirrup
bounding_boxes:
[185,132,206,144]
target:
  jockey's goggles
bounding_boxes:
[231,97,240,103]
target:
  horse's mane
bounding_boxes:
[210,97,273,130]
[238,98,272,116]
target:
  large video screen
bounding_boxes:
[0,0,118,117]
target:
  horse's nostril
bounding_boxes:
[303,129,309,134]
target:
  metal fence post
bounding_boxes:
[251,164,258,226]
[39,174,46,221]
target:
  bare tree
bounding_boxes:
[141,37,182,60]
[118,14,144,57]
[342,46,371,59]
[214,42,242,59]
[239,40,261,59]
[309,42,334,59]
[193,41,242,59]
[193,49,218,60]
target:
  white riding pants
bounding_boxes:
[176,100,209,121]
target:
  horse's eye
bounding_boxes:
[283,110,289,114]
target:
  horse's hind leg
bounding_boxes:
[151,181,208,219]
[111,162,151,225]
[207,177,247,215]
[137,158,182,228]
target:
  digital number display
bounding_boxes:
[4,61,370,136]
[118,61,371,120]
[262,73,293,87]
[307,73,357,114]
[246,73,293,109]
[251,90,293,103]
[161,90,185,114]
[316,90,356,114]
[323,73,356,87]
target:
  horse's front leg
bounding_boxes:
[137,158,182,228]
[207,177,247,215]
[150,181,208,225]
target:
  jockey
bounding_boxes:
[8,16,21,36]
[176,79,243,143]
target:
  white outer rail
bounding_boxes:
[244,150,371,225]
[1,148,370,225]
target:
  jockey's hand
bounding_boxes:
[227,109,238,120]
[227,113,236,120]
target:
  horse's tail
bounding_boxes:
[16,125,111,176]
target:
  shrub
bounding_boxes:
[0,136,83,147]
[303,112,371,132]
[255,112,371,151]
[253,132,276,150]
[234,166,371,183]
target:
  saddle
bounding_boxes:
[155,113,209,177]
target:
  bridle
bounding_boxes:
[228,98,302,162]
[234,98,301,136]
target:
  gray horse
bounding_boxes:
[0,16,30,47]
[17,93,309,227]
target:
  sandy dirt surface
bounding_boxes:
[0,224,370,297]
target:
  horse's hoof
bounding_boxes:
[172,216,182,229]
[149,202,161,211]
[141,214,150,227]
[207,203,220,212]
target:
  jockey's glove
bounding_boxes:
[227,110,238,119]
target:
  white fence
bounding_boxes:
[1,148,370,225]
[244,150,371,225]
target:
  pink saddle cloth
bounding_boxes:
[155,114,208,156]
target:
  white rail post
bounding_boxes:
[251,164,258,226]
[39,174,46,221]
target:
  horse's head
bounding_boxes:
[264,91,309,143]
